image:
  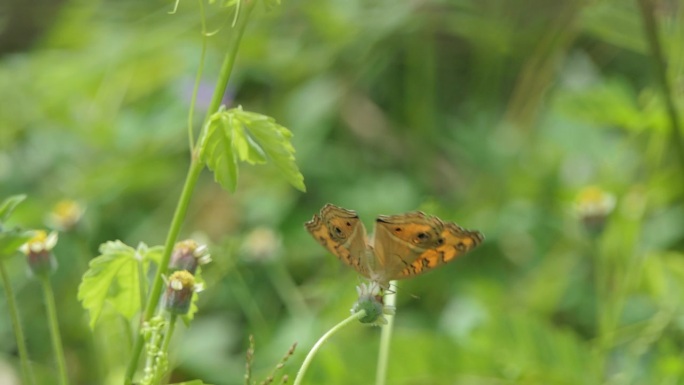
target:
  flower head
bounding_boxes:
[574,186,616,235]
[351,282,395,326]
[20,230,59,276]
[162,270,203,315]
[46,199,85,231]
[169,239,211,274]
[241,227,282,262]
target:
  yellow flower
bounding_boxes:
[20,230,58,254]
[574,186,616,235]
[163,270,203,315]
[20,230,59,276]
[169,239,211,274]
[46,200,84,231]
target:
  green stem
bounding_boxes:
[266,262,311,318]
[200,0,257,131]
[637,0,684,174]
[375,281,397,385]
[591,233,615,381]
[292,310,366,385]
[41,275,69,385]
[0,260,35,385]
[229,266,269,331]
[137,255,147,311]
[124,159,203,385]
[124,3,258,383]
[187,0,208,151]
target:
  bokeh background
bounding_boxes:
[1,0,684,384]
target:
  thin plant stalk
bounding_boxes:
[375,281,397,385]
[0,260,35,385]
[123,2,257,383]
[187,0,208,151]
[637,0,684,174]
[503,0,583,128]
[292,310,367,385]
[229,266,269,331]
[41,275,69,385]
[124,158,203,385]
[591,235,609,378]
[266,262,312,318]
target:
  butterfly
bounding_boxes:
[305,204,484,288]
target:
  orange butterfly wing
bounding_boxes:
[373,212,483,281]
[306,205,484,287]
[304,204,371,277]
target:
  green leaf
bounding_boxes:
[0,229,33,259]
[232,123,267,164]
[198,106,306,193]
[237,109,306,191]
[78,241,161,329]
[169,380,214,385]
[200,112,239,192]
[0,195,26,224]
[144,245,165,266]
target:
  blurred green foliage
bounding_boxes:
[1,0,684,384]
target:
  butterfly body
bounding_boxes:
[305,204,484,287]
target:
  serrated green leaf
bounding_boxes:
[231,123,267,164]
[78,241,161,329]
[0,195,26,224]
[200,113,239,192]
[0,229,33,259]
[238,110,306,192]
[199,106,306,193]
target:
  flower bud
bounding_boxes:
[169,239,211,274]
[351,282,395,325]
[162,270,203,315]
[20,230,58,277]
[46,199,84,231]
[574,186,616,236]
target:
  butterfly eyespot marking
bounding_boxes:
[437,238,444,245]
[332,226,343,236]
[456,241,465,250]
[394,227,402,232]
[413,232,430,244]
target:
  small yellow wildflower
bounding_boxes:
[20,230,59,276]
